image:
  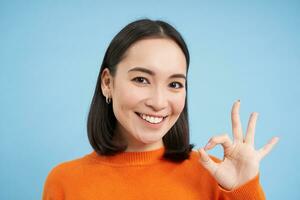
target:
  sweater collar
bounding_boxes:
[88,146,166,166]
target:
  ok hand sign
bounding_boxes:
[198,100,279,191]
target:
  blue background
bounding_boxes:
[1,0,299,199]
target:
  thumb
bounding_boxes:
[197,148,218,175]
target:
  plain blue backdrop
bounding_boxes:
[1,0,299,199]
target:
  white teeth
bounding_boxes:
[139,113,164,124]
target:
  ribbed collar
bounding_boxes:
[87,146,166,166]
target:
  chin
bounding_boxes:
[138,134,165,144]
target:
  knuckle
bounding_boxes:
[219,133,229,140]
[222,133,229,138]
[211,136,217,142]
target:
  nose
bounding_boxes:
[145,87,168,112]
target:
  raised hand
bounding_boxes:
[198,100,279,191]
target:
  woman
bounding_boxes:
[42,18,279,199]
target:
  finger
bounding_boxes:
[245,112,259,146]
[231,100,243,143]
[257,137,279,160]
[204,134,233,153]
[197,148,218,175]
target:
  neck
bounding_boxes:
[125,140,164,152]
[114,124,164,152]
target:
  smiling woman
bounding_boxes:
[42,18,278,200]
[100,37,188,154]
[88,19,193,160]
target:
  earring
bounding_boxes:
[106,95,111,104]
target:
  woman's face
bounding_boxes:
[102,38,187,152]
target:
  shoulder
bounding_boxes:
[44,152,93,182]
[43,154,91,199]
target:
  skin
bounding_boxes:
[198,100,279,190]
[101,38,187,152]
[101,37,279,191]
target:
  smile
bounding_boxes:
[135,112,167,124]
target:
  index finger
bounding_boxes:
[231,100,243,143]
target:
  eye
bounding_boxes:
[132,77,149,84]
[169,82,184,89]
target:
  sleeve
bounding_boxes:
[218,173,266,200]
[42,166,65,200]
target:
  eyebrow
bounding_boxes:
[128,67,186,80]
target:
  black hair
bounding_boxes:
[87,18,194,162]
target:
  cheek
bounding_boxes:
[113,82,144,111]
[171,92,186,115]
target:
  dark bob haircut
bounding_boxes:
[87,18,194,162]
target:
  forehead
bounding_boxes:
[116,38,187,76]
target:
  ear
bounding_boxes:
[101,68,113,97]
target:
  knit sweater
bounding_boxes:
[42,147,266,200]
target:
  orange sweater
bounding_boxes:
[42,147,266,200]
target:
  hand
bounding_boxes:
[198,100,279,191]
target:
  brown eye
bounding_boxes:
[169,82,183,89]
[132,77,149,84]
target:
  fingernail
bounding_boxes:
[252,112,259,116]
[204,142,211,149]
[237,99,240,102]
[197,149,201,155]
